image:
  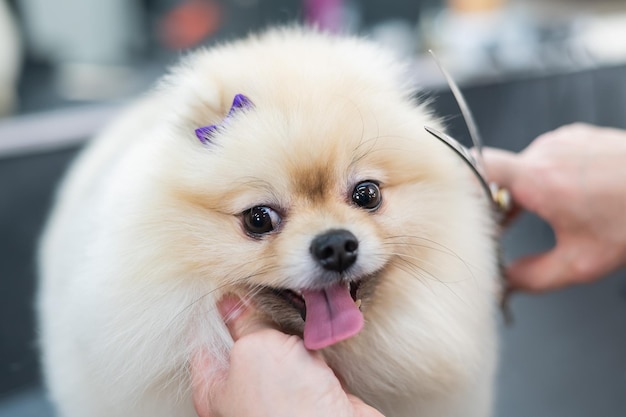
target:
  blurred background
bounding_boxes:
[0,0,625,416]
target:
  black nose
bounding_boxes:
[310,229,359,272]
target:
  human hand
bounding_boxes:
[483,123,626,292]
[191,296,384,417]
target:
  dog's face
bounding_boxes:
[205,95,399,350]
[151,80,482,351]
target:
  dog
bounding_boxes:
[38,27,500,417]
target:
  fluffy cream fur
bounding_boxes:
[39,28,499,417]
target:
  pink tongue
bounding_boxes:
[302,283,364,350]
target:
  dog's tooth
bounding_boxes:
[355,299,362,309]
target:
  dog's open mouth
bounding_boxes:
[271,281,363,350]
[272,281,362,319]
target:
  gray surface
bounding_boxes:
[0,148,76,395]
[496,213,626,417]
[0,388,54,417]
[2,65,626,416]
[498,274,626,417]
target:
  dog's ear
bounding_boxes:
[195,94,254,144]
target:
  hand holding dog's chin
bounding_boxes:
[191,296,385,417]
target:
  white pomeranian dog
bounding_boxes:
[39,28,500,417]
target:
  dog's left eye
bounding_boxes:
[352,181,382,211]
[243,206,281,236]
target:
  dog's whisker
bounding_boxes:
[383,241,477,277]
[383,235,481,278]
[393,256,467,304]
[333,93,368,152]
[165,262,281,331]
[393,258,437,295]
[384,234,470,256]
[386,240,479,289]
[220,284,266,323]
[386,251,472,285]
[351,135,380,168]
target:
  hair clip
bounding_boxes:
[425,51,511,213]
[196,94,254,144]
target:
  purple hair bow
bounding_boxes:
[195,94,253,144]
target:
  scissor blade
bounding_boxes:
[424,125,492,201]
[428,50,486,172]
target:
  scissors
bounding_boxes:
[425,53,515,322]
[425,51,511,213]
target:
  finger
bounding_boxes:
[191,297,279,417]
[499,201,523,228]
[482,147,521,190]
[347,394,385,417]
[190,349,223,417]
[217,295,277,341]
[505,248,571,293]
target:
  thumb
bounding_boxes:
[348,394,385,417]
[191,349,223,417]
[191,296,278,417]
[218,294,277,341]
[482,147,521,190]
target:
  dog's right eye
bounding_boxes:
[243,206,281,236]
